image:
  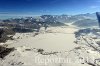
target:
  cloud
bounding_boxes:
[90,6,100,9]
[0,12,10,14]
[0,12,34,16]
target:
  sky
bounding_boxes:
[0,0,100,16]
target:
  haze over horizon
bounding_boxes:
[0,0,100,17]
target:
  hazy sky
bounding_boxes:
[0,0,100,16]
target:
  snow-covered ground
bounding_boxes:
[1,26,100,66]
[7,27,78,52]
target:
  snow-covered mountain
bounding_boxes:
[0,13,98,28]
[33,13,96,23]
[40,15,70,23]
[72,19,98,28]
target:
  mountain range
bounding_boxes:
[0,13,98,28]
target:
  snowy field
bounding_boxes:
[8,27,78,52]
